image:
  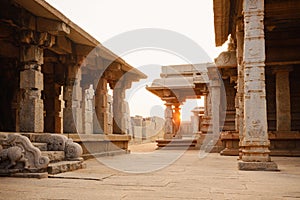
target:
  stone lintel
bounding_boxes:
[272,65,293,73]
[238,161,278,171]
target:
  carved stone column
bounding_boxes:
[94,78,109,134]
[164,102,173,139]
[236,18,245,158]
[238,0,277,170]
[19,45,44,132]
[112,81,129,134]
[173,103,182,138]
[273,66,293,132]
[207,67,221,139]
[82,84,94,134]
[43,62,63,133]
[191,109,200,134]
[63,64,82,133]
[203,93,209,117]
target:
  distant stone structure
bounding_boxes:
[146,63,224,149]
[131,116,164,143]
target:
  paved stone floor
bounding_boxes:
[1,142,300,200]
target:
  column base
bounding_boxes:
[238,161,279,171]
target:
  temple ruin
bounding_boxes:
[0,0,146,177]
[146,0,300,171]
[0,0,300,175]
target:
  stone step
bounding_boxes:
[41,151,65,162]
[32,142,48,151]
[156,139,198,149]
[47,160,86,175]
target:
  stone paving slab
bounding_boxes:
[0,143,300,200]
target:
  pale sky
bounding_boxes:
[46,0,227,121]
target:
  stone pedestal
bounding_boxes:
[238,0,277,170]
[273,67,292,131]
[164,103,173,139]
[19,45,44,132]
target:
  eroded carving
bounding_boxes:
[0,133,49,172]
[65,139,83,160]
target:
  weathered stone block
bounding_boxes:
[21,45,43,64]
[19,98,44,132]
[41,151,65,162]
[20,69,43,90]
[238,161,278,171]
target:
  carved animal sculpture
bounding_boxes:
[0,145,29,169]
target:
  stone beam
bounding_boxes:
[50,35,72,55]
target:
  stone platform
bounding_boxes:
[68,134,131,159]
[1,145,300,199]
[220,131,300,156]
[156,138,198,149]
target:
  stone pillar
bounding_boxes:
[236,18,245,159]
[173,103,182,138]
[19,45,44,132]
[113,83,127,134]
[204,93,209,116]
[63,65,82,133]
[238,0,277,170]
[94,78,109,134]
[206,92,212,117]
[273,67,292,132]
[207,67,221,138]
[164,102,173,139]
[107,94,113,134]
[43,62,63,133]
[210,80,221,138]
[191,110,200,134]
[83,84,94,134]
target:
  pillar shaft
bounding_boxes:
[239,0,277,170]
[173,104,182,138]
[113,86,127,134]
[19,45,44,132]
[236,18,245,159]
[273,67,292,131]
[94,78,109,134]
[164,103,173,139]
[210,80,220,138]
[63,65,82,133]
[82,84,94,134]
[43,62,63,133]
